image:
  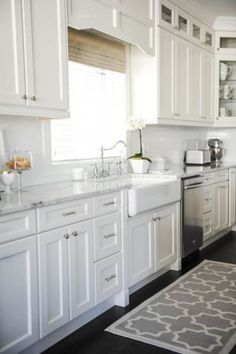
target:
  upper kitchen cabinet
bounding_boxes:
[157,0,191,41]
[216,31,236,54]
[202,25,214,53]
[68,0,155,55]
[0,0,69,119]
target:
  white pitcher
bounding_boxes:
[220,62,233,80]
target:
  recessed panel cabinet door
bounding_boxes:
[38,228,69,337]
[127,213,155,287]
[0,0,26,106]
[0,236,38,354]
[68,220,94,320]
[158,28,175,119]
[175,36,190,120]
[155,204,178,270]
[201,51,214,122]
[190,44,201,120]
[23,0,68,110]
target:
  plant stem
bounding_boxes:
[139,129,143,156]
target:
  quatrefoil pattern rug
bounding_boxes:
[106,260,236,354]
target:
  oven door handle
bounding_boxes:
[184,183,203,190]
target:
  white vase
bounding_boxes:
[130,159,150,174]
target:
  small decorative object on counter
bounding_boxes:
[0,170,16,194]
[127,116,151,174]
[6,150,32,192]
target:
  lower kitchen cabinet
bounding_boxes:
[37,220,94,337]
[213,181,229,234]
[128,202,180,287]
[155,203,179,270]
[0,236,39,354]
[127,213,155,286]
[229,168,236,227]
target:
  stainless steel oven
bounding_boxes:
[182,175,204,258]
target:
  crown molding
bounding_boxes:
[214,16,236,31]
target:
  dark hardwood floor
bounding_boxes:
[43,232,236,354]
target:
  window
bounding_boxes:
[51,29,126,161]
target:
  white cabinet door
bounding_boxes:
[203,212,214,241]
[229,168,236,227]
[158,28,175,119]
[38,228,69,337]
[157,0,176,33]
[0,0,26,106]
[201,51,214,122]
[155,204,178,270]
[127,213,155,287]
[190,44,201,120]
[219,182,229,231]
[0,236,38,354]
[175,36,190,120]
[68,220,94,320]
[24,0,68,110]
[214,182,229,234]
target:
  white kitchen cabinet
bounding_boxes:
[190,43,201,120]
[213,181,229,234]
[229,168,236,227]
[68,221,94,320]
[94,253,122,304]
[157,27,175,119]
[38,220,94,337]
[203,212,214,241]
[38,227,69,337]
[0,0,69,118]
[128,202,180,287]
[155,204,179,270]
[0,236,39,354]
[68,0,155,55]
[175,36,190,120]
[200,50,214,122]
[0,0,26,107]
[127,213,155,287]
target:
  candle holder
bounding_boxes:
[6,151,32,192]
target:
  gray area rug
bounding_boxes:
[106,260,236,354]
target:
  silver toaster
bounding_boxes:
[185,150,211,165]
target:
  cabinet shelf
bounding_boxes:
[219,99,236,102]
[220,79,236,82]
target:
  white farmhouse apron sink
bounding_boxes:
[126,176,181,217]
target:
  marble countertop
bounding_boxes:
[0,161,236,216]
[150,161,236,179]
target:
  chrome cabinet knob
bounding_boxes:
[21,94,27,100]
[72,231,78,237]
[64,233,70,239]
[30,96,36,101]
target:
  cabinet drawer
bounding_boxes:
[203,187,214,214]
[94,213,121,261]
[203,212,213,240]
[37,198,93,232]
[0,210,36,244]
[204,173,215,185]
[215,170,228,182]
[93,192,121,216]
[94,253,122,305]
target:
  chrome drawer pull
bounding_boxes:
[103,201,115,207]
[72,231,78,237]
[104,233,116,239]
[64,233,70,239]
[62,211,76,217]
[105,274,116,282]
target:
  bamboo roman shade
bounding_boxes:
[68,27,126,73]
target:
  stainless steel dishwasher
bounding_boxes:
[182,175,204,258]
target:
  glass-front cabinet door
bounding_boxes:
[158,0,176,32]
[191,17,202,45]
[202,25,214,52]
[176,8,190,39]
[216,31,236,53]
[218,59,236,122]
